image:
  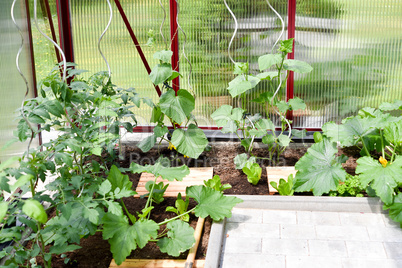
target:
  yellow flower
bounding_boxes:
[168,142,176,151]
[183,155,189,158]
[379,156,388,167]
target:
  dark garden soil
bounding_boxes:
[38,142,361,267]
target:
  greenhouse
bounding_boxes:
[0,0,401,267]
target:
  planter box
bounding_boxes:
[266,167,296,195]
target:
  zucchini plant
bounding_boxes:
[211,38,312,184]
[293,100,402,226]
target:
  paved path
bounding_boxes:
[220,208,402,268]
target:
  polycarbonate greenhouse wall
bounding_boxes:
[0,1,37,162]
[66,0,401,128]
[2,0,402,159]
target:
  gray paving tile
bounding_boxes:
[297,211,341,225]
[339,212,385,227]
[227,208,263,223]
[316,225,369,241]
[382,214,401,228]
[308,240,347,257]
[286,256,342,268]
[280,224,316,239]
[384,242,402,259]
[367,226,402,242]
[342,258,402,268]
[263,210,297,224]
[345,241,387,258]
[225,222,280,238]
[220,253,285,268]
[262,238,308,256]
[222,236,262,254]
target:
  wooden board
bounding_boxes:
[135,167,213,197]
[109,259,205,268]
[266,167,297,195]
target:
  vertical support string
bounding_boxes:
[223,0,238,64]
[98,0,113,79]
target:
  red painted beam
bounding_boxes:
[169,0,180,93]
[286,0,296,124]
[56,0,74,64]
[114,0,162,97]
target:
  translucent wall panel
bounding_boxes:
[294,0,402,127]
[177,0,288,127]
[0,0,37,162]
[70,0,170,125]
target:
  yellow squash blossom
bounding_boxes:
[379,156,388,168]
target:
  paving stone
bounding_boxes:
[225,222,280,238]
[383,242,402,259]
[227,208,263,223]
[316,225,369,241]
[382,214,401,228]
[222,236,262,254]
[367,226,402,242]
[308,240,347,257]
[339,212,385,227]
[263,210,297,224]
[280,224,316,239]
[286,256,342,268]
[220,253,285,268]
[297,211,341,225]
[262,238,308,256]
[345,241,387,258]
[342,258,402,268]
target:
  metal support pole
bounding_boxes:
[169,0,180,93]
[286,0,296,124]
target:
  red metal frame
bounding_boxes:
[286,0,296,124]
[56,0,74,64]
[114,0,162,96]
[169,0,180,93]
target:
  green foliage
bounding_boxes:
[139,50,208,159]
[270,174,295,196]
[329,174,364,197]
[0,66,141,266]
[212,38,312,185]
[204,175,231,192]
[166,193,190,222]
[294,139,347,196]
[144,181,168,204]
[157,220,195,257]
[298,101,402,227]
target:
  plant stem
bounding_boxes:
[380,129,386,159]
[158,207,195,226]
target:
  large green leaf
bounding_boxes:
[187,185,243,221]
[157,220,195,257]
[102,213,137,265]
[211,105,243,134]
[159,89,195,124]
[133,220,159,248]
[294,139,347,196]
[130,157,190,181]
[258,53,282,71]
[356,156,402,205]
[283,59,313,74]
[22,199,48,224]
[149,63,173,85]
[153,50,173,63]
[288,97,306,111]
[107,165,133,193]
[322,117,374,146]
[137,134,157,153]
[227,75,260,98]
[171,124,208,159]
[384,121,402,146]
[384,192,402,226]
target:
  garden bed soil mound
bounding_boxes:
[35,142,360,267]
